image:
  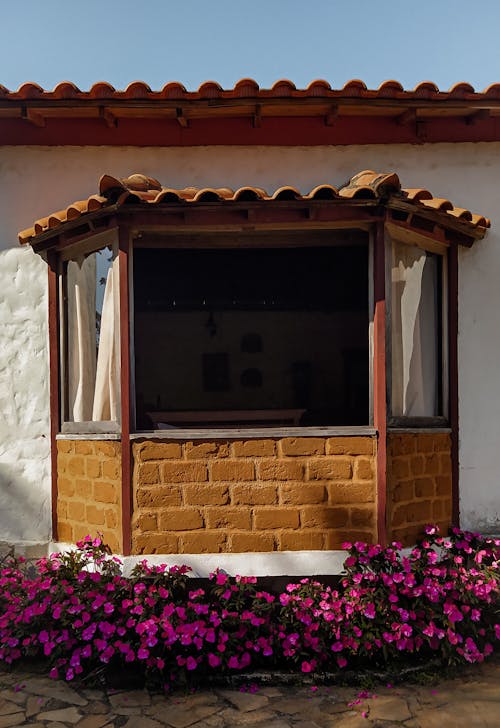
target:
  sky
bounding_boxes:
[1,0,500,92]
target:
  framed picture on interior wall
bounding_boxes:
[202,352,230,391]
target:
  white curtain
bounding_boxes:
[67,249,120,423]
[67,256,97,422]
[391,241,439,417]
[92,256,120,421]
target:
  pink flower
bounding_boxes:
[301,660,316,673]
[186,656,197,671]
[363,604,376,619]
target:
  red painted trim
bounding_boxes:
[47,253,60,540]
[119,228,132,555]
[3,115,500,146]
[448,245,460,526]
[373,222,387,546]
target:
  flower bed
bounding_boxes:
[0,526,498,688]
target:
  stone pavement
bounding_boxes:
[0,661,498,728]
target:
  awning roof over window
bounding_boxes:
[18,170,490,248]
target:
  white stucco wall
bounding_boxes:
[0,142,498,543]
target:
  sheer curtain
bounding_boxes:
[92,256,120,421]
[67,255,97,422]
[391,241,439,417]
[66,248,120,423]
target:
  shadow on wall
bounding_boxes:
[0,460,51,544]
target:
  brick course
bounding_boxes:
[387,432,452,546]
[56,440,122,552]
[131,436,377,554]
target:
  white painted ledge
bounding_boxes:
[50,544,347,577]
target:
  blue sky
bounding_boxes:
[1,0,499,91]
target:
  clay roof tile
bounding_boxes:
[18,170,490,245]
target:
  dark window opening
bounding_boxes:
[134,240,369,429]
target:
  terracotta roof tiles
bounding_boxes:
[18,170,490,246]
[3,78,500,102]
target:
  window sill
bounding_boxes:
[388,427,451,434]
[56,433,121,440]
[130,426,377,440]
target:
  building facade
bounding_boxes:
[1,79,498,572]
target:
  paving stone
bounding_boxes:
[47,724,70,728]
[202,716,225,727]
[0,692,26,707]
[23,678,88,706]
[26,695,48,718]
[219,707,276,725]
[122,718,163,728]
[0,702,22,717]
[418,700,499,728]
[37,706,83,723]
[0,715,25,728]
[81,689,107,701]
[259,687,284,697]
[292,721,323,728]
[153,702,221,727]
[112,706,143,715]
[217,690,269,713]
[164,692,218,710]
[248,721,291,728]
[20,724,44,728]
[76,715,113,728]
[108,689,151,708]
[318,700,351,714]
[86,701,112,714]
[323,714,370,728]
[366,696,411,722]
[269,698,316,715]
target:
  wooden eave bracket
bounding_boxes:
[21,106,45,127]
[176,108,189,128]
[99,106,117,128]
[395,108,416,126]
[465,109,490,125]
[253,104,261,128]
[324,105,338,127]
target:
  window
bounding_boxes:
[390,238,446,422]
[133,232,370,429]
[60,241,120,433]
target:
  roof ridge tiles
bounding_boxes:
[4,78,500,99]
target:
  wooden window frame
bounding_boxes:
[58,230,121,435]
[385,227,450,429]
[130,228,375,434]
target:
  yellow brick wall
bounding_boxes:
[387,432,452,547]
[57,440,122,553]
[131,436,377,554]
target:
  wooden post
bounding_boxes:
[47,252,60,540]
[448,244,459,525]
[119,227,132,555]
[373,221,387,546]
